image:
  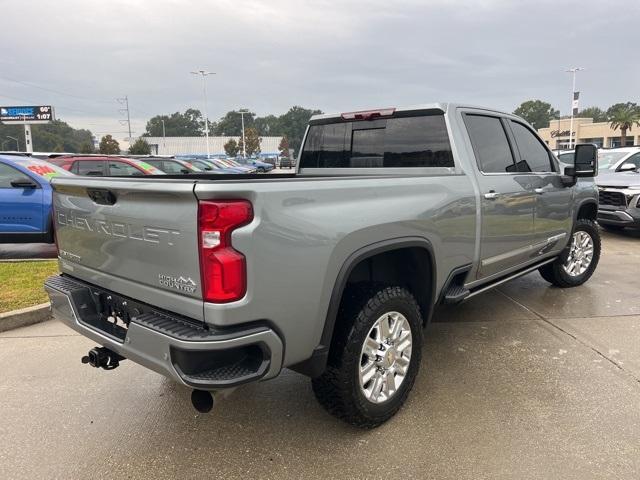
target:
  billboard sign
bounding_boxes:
[0,105,54,124]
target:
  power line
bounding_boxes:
[0,76,115,104]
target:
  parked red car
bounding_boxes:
[48,156,165,176]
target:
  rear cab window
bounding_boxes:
[299,110,454,171]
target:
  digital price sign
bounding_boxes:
[0,105,54,124]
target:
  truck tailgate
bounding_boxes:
[52,177,204,321]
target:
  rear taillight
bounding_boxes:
[198,200,253,303]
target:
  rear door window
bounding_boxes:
[509,121,555,173]
[75,160,105,176]
[464,115,516,173]
[108,160,142,176]
[299,113,454,169]
[161,161,186,174]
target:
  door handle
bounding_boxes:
[484,191,500,200]
[534,188,545,195]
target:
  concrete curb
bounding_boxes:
[0,303,51,333]
[0,259,57,263]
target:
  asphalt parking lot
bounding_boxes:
[1,229,639,479]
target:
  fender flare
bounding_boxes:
[574,198,598,222]
[291,237,436,378]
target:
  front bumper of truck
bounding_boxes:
[44,274,284,390]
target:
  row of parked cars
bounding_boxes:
[46,154,276,176]
[555,146,640,231]
[0,153,277,244]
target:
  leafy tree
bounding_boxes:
[276,106,322,154]
[607,102,640,147]
[278,136,290,158]
[214,110,255,136]
[224,138,239,157]
[237,127,261,156]
[579,106,607,122]
[144,109,206,136]
[513,100,560,129]
[140,106,322,156]
[79,142,94,154]
[254,115,281,135]
[129,138,151,155]
[99,135,120,154]
[0,119,94,152]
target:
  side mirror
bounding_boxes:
[618,163,637,172]
[573,144,598,177]
[10,178,38,188]
[181,169,190,174]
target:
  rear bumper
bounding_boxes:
[44,274,283,390]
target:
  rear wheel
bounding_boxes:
[312,285,422,428]
[539,219,600,287]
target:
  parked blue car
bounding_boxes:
[233,156,274,172]
[0,154,73,243]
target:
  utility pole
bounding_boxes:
[238,109,250,158]
[161,119,166,153]
[565,67,584,149]
[117,95,133,145]
[190,70,215,158]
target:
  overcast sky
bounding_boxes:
[1,0,637,141]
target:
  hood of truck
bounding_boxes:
[51,176,204,321]
[596,171,640,188]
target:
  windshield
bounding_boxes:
[12,159,73,181]
[598,151,628,170]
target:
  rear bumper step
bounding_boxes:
[44,274,283,390]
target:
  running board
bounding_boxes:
[465,258,556,300]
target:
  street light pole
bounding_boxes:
[566,67,584,149]
[238,109,249,158]
[190,70,216,158]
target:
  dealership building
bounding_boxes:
[538,118,638,150]
[137,136,284,157]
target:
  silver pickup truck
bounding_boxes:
[45,103,600,427]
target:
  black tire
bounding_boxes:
[538,219,601,288]
[601,224,624,232]
[312,285,423,428]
